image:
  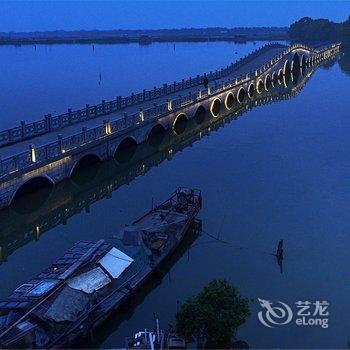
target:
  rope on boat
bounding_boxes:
[193,229,277,257]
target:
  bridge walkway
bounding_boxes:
[0,46,285,159]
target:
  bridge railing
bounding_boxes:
[0,69,260,178]
[0,43,340,179]
[0,42,286,148]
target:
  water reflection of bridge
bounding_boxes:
[0,62,320,264]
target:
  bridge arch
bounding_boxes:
[256,79,264,94]
[277,68,284,84]
[10,175,55,207]
[172,113,188,135]
[271,72,278,87]
[225,93,234,110]
[301,55,307,69]
[237,87,246,104]
[70,153,102,178]
[248,83,255,98]
[283,71,291,88]
[283,60,291,77]
[114,136,138,163]
[194,105,207,124]
[264,74,272,91]
[211,98,222,117]
[147,123,166,146]
[291,52,300,72]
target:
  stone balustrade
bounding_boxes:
[0,42,341,180]
[0,42,285,148]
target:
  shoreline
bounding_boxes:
[0,30,289,46]
[0,36,288,46]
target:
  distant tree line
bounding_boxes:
[289,16,350,47]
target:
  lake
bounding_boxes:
[0,41,349,349]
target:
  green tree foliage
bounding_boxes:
[340,17,350,48]
[289,17,341,42]
[175,279,250,348]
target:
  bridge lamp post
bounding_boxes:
[139,108,144,122]
[29,144,36,163]
[36,226,40,240]
[167,100,173,111]
[104,120,112,135]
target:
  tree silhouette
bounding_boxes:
[175,279,250,348]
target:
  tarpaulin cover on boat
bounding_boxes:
[67,267,111,294]
[122,226,142,246]
[98,247,134,279]
[26,279,59,297]
[136,210,187,233]
[45,287,89,322]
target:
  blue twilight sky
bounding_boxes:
[0,0,349,32]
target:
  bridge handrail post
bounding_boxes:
[20,120,26,138]
[82,127,87,144]
[102,100,106,115]
[44,114,52,132]
[57,134,63,153]
[116,96,122,109]
[86,104,90,119]
[123,112,128,128]
[67,108,72,124]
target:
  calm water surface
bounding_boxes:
[0,42,349,349]
[0,41,269,128]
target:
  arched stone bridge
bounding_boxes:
[0,60,320,263]
[0,41,341,209]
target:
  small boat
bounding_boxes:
[125,317,186,350]
[0,188,202,349]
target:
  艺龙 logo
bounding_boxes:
[257,298,330,329]
[258,298,293,328]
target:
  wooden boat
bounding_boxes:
[0,188,202,349]
[125,318,186,350]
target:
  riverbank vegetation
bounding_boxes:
[289,16,350,47]
[175,279,250,349]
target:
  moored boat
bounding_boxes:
[125,318,186,350]
[0,188,202,349]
